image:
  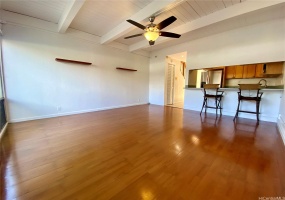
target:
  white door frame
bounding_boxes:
[166,63,175,105]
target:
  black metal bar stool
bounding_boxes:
[200,84,224,116]
[233,84,263,123]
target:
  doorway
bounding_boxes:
[165,52,187,109]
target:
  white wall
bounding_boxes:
[210,70,222,85]
[0,38,4,98]
[278,62,285,144]
[149,16,285,109]
[2,24,149,122]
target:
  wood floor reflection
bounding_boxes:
[1,105,285,200]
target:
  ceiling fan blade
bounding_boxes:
[149,41,155,46]
[124,33,143,39]
[159,31,181,38]
[157,16,177,30]
[126,19,146,30]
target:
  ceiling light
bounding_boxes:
[144,27,159,42]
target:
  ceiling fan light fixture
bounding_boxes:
[125,16,180,45]
[144,31,159,41]
[144,27,159,41]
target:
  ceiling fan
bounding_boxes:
[124,16,181,46]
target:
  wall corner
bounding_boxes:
[277,115,285,146]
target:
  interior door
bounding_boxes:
[167,64,175,105]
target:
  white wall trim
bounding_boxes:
[277,115,285,146]
[9,102,149,123]
[0,122,8,140]
[150,102,164,106]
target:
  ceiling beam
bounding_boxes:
[100,0,185,45]
[58,0,86,33]
[129,0,285,52]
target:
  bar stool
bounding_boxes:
[233,84,263,123]
[200,84,224,116]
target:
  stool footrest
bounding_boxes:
[233,86,263,123]
[206,106,222,109]
[237,110,260,114]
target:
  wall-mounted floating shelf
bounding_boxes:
[55,58,92,65]
[116,67,137,71]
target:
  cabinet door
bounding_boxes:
[225,66,235,79]
[243,64,256,78]
[235,65,244,78]
[255,64,264,77]
[265,62,283,74]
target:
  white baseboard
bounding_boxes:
[9,102,149,123]
[277,115,285,146]
[0,123,8,140]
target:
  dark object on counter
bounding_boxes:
[263,64,266,73]
[233,84,263,124]
[200,84,224,117]
[201,82,206,88]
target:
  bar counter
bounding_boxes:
[183,86,283,122]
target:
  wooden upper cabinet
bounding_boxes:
[243,64,256,78]
[224,62,283,79]
[265,62,283,74]
[225,66,235,79]
[225,65,244,79]
[235,65,244,78]
[255,64,264,78]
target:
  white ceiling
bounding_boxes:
[149,3,285,52]
[1,0,68,23]
[0,0,284,52]
[70,0,154,36]
[111,0,242,45]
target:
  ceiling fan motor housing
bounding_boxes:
[149,16,155,23]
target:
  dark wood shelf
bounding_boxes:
[116,67,137,71]
[55,58,92,65]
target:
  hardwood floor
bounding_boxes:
[1,105,285,200]
[166,101,184,109]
